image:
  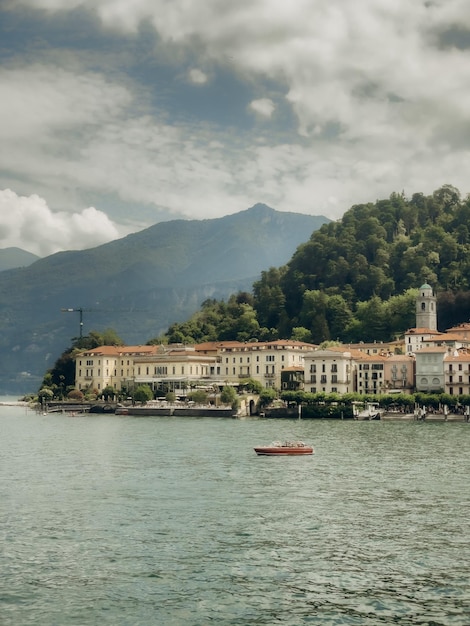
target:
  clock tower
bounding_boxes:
[416,283,437,330]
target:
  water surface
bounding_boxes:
[1,405,469,624]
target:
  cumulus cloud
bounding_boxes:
[3,0,470,234]
[188,68,208,84]
[249,98,275,118]
[0,189,121,256]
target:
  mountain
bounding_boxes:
[0,247,40,272]
[162,185,470,352]
[0,204,329,393]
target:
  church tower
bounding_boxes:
[416,283,437,330]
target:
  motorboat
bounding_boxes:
[254,440,314,455]
[353,401,383,420]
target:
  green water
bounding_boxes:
[1,405,469,625]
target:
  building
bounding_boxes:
[404,327,444,355]
[444,349,470,396]
[383,354,415,394]
[303,348,355,394]
[74,339,316,395]
[75,345,158,393]
[344,339,404,356]
[213,339,316,389]
[416,282,437,330]
[74,344,219,395]
[404,283,441,355]
[130,344,219,396]
[354,351,388,395]
[280,367,304,391]
[414,346,447,393]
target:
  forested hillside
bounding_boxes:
[158,185,470,345]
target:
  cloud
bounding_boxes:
[0,189,121,256]
[188,68,208,84]
[249,98,275,118]
[3,0,470,236]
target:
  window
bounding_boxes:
[331,375,337,383]
[320,375,327,384]
[310,364,316,373]
[331,364,337,372]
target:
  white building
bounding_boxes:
[303,348,355,394]
[414,346,447,393]
[416,282,437,330]
[444,349,470,396]
[74,344,219,395]
[213,339,316,389]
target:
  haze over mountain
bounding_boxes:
[0,204,328,393]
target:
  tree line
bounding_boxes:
[150,185,470,346]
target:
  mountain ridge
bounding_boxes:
[0,204,329,393]
[0,247,40,272]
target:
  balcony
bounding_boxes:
[264,373,276,378]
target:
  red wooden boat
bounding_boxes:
[254,441,314,456]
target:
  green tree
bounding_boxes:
[188,390,208,404]
[220,386,237,406]
[102,386,116,400]
[258,388,277,408]
[133,385,153,404]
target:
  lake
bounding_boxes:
[1,403,469,625]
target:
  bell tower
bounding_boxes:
[416,283,437,330]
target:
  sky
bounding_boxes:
[1,0,470,256]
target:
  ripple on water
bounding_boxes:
[0,409,469,625]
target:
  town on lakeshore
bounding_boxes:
[65,284,470,419]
